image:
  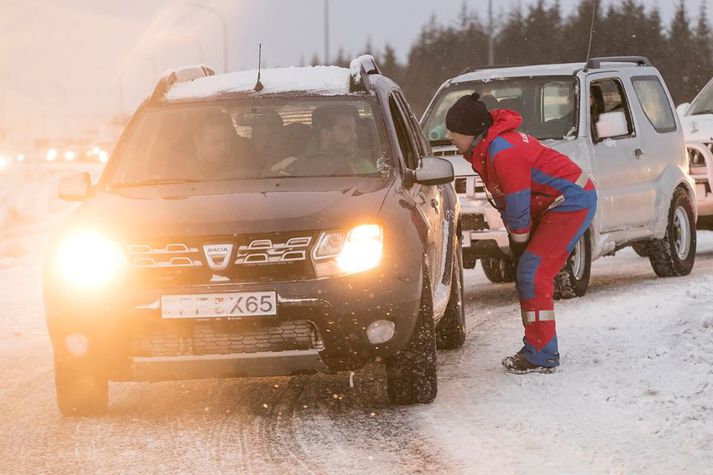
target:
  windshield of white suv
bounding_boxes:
[104,97,391,187]
[689,80,713,116]
[422,76,578,142]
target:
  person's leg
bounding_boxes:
[506,204,595,370]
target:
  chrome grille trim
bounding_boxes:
[128,243,203,268]
[235,237,312,265]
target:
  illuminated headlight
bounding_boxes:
[314,224,383,277]
[52,231,126,288]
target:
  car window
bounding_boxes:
[631,77,677,133]
[590,78,635,140]
[422,76,578,141]
[395,92,431,156]
[689,79,713,116]
[104,97,391,186]
[388,95,419,170]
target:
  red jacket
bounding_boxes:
[465,109,596,243]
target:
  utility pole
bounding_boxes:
[191,3,229,72]
[487,0,494,65]
[324,0,330,64]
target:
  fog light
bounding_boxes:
[64,333,89,356]
[366,320,395,345]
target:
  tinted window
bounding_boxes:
[632,77,677,133]
[105,97,390,186]
[590,78,635,140]
[689,79,713,116]
[389,95,419,170]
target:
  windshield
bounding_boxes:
[104,97,391,187]
[690,80,713,115]
[422,76,578,142]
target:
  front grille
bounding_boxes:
[461,213,489,232]
[127,232,317,286]
[132,319,323,357]
[689,143,711,177]
[433,148,460,157]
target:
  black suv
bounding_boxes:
[44,56,464,415]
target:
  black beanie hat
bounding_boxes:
[446,92,492,136]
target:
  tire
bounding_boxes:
[481,257,516,283]
[632,242,650,257]
[647,188,696,277]
[385,271,438,405]
[436,240,466,350]
[554,230,592,300]
[55,359,108,417]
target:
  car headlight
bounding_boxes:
[313,224,383,277]
[52,231,126,288]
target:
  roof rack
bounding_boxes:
[149,64,216,102]
[349,55,382,93]
[585,56,651,70]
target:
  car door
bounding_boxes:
[587,74,651,231]
[629,74,684,227]
[387,93,443,308]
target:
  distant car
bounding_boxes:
[44,56,463,416]
[421,56,697,297]
[677,77,713,230]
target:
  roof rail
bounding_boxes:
[150,64,216,102]
[459,63,529,75]
[349,55,382,93]
[586,56,651,70]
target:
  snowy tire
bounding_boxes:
[632,242,650,257]
[482,257,516,283]
[436,240,466,350]
[55,359,108,417]
[386,272,438,405]
[554,230,591,300]
[647,188,696,277]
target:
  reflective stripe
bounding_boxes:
[521,309,556,325]
[545,195,566,211]
[510,231,530,243]
[575,171,590,188]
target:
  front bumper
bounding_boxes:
[44,261,423,381]
[458,192,510,260]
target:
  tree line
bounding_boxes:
[314,0,713,116]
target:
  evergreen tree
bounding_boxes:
[309,53,321,67]
[691,2,713,98]
[666,0,694,102]
[380,43,402,83]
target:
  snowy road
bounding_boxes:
[1,165,712,474]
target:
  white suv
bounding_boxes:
[677,77,713,230]
[421,56,697,297]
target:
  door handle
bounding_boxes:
[635,148,645,158]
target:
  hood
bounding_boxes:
[680,114,713,142]
[65,176,395,241]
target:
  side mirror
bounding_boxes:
[58,172,92,201]
[676,102,691,117]
[414,157,454,186]
[595,111,628,140]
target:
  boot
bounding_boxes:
[502,350,556,374]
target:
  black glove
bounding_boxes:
[508,235,528,261]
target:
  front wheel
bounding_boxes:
[647,188,696,277]
[554,230,592,300]
[436,241,466,350]
[385,272,438,405]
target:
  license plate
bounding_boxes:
[161,291,277,319]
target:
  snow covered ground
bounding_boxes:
[1,163,712,474]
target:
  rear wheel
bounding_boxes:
[55,359,108,417]
[647,188,696,277]
[436,241,466,350]
[554,231,592,300]
[386,271,438,405]
[632,242,650,257]
[481,257,516,283]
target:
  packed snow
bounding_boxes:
[166,66,353,100]
[1,162,712,473]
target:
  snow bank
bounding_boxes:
[166,66,352,100]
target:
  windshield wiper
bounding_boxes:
[110,178,201,188]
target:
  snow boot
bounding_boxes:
[502,351,556,374]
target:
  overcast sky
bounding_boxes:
[0,0,710,141]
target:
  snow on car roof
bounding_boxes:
[451,62,587,83]
[165,65,353,100]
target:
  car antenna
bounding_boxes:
[583,0,598,72]
[254,43,264,92]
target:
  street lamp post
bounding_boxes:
[191,3,228,72]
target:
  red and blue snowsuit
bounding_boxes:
[466,110,597,367]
